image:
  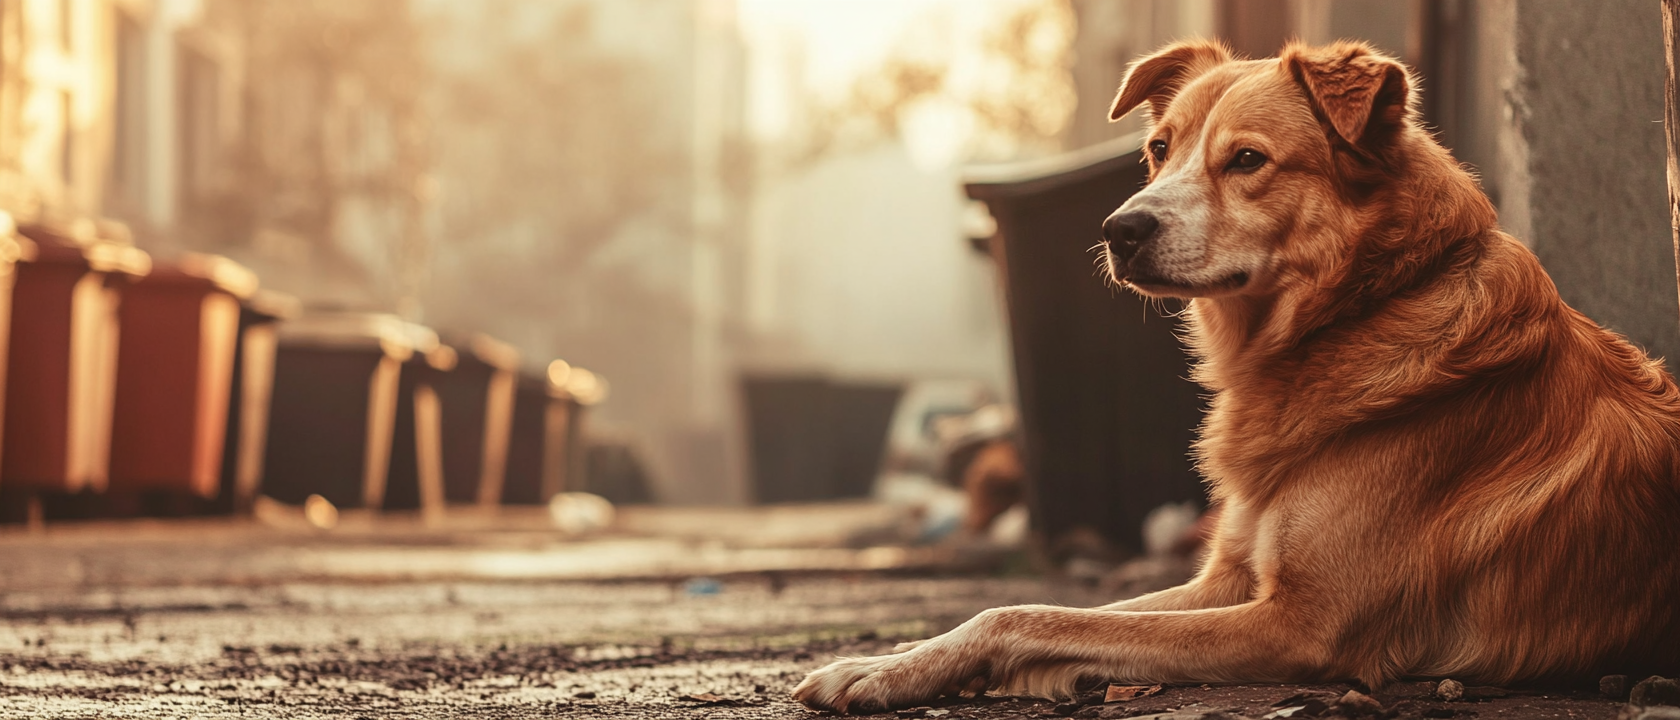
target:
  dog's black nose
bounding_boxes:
[1103,211,1159,254]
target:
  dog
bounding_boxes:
[794,39,1680,713]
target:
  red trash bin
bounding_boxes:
[0,214,35,474]
[1,220,150,517]
[107,254,258,504]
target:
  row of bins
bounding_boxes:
[0,212,606,524]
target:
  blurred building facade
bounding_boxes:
[416,0,755,504]
[1063,0,1679,367]
[0,0,763,505]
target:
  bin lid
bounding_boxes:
[159,253,260,298]
[962,132,1144,202]
[442,333,521,371]
[244,290,302,323]
[278,312,458,370]
[16,218,151,277]
[0,233,30,266]
[545,359,609,405]
[278,312,425,362]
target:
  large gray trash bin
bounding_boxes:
[964,138,1206,556]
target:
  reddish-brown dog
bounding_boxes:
[794,40,1680,713]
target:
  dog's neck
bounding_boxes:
[1182,132,1503,396]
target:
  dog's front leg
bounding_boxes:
[1098,556,1254,611]
[794,600,1342,714]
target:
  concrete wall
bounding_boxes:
[1450,0,1680,367]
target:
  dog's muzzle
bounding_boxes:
[1102,210,1160,263]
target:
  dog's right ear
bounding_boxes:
[1109,40,1232,122]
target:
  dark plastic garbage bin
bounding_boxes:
[963,138,1206,555]
[215,291,300,515]
[107,254,257,501]
[740,373,904,504]
[501,361,606,505]
[433,335,519,508]
[1,220,150,507]
[263,313,423,510]
[382,328,459,523]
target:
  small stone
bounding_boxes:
[1335,689,1383,716]
[1436,679,1464,702]
[572,691,596,700]
[1631,676,1680,708]
[1052,701,1084,716]
[1603,675,1631,700]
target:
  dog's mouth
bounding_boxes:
[1124,271,1250,297]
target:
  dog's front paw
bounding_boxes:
[793,650,984,714]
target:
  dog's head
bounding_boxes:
[1101,40,1415,301]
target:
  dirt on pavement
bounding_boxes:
[0,510,1654,719]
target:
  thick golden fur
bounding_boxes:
[794,40,1680,714]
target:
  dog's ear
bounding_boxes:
[1284,41,1412,147]
[1109,40,1232,122]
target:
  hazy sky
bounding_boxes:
[737,0,1045,167]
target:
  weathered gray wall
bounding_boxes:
[1456,0,1680,367]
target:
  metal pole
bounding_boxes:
[1664,0,1680,339]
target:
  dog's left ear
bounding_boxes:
[1284,42,1412,147]
[1110,40,1232,122]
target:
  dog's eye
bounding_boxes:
[1228,149,1267,172]
[1148,140,1168,164]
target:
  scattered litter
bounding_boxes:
[1106,684,1163,702]
[1335,689,1383,716]
[549,492,615,534]
[1436,678,1464,701]
[989,503,1029,546]
[683,577,723,596]
[303,495,339,530]
[1142,502,1200,555]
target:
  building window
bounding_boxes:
[177,45,221,207]
[111,11,146,208]
[60,90,74,187]
[58,0,72,51]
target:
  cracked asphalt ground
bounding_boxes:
[0,506,1640,718]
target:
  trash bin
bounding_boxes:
[107,254,257,503]
[1,220,150,513]
[263,313,422,510]
[740,373,903,504]
[501,361,606,505]
[381,329,458,523]
[963,138,1206,555]
[215,291,300,515]
[0,215,34,476]
[430,335,519,508]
